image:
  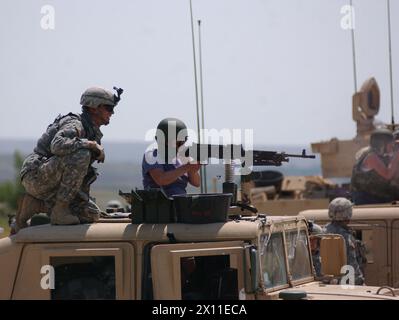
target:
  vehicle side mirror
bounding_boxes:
[244,245,259,293]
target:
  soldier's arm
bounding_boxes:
[363,153,399,180]
[149,166,191,186]
[187,164,201,187]
[50,120,92,156]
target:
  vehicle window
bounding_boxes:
[180,255,238,300]
[50,256,116,300]
[261,232,288,289]
[285,229,312,281]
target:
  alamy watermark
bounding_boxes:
[340,265,355,289]
[144,124,254,175]
[40,265,55,290]
[340,4,355,30]
[40,5,55,30]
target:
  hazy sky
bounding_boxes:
[0,0,398,146]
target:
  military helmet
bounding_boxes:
[80,86,123,108]
[106,200,125,213]
[107,200,123,209]
[328,197,353,221]
[370,128,394,151]
[156,118,188,144]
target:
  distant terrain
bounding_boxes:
[0,138,322,210]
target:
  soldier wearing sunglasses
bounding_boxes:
[16,86,123,229]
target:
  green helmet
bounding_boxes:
[156,118,188,144]
[370,128,393,151]
[107,200,123,209]
[80,86,123,108]
[106,200,125,213]
[328,197,353,221]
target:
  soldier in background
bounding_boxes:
[325,197,365,285]
[106,200,125,213]
[351,129,399,205]
[16,87,123,229]
[308,221,324,278]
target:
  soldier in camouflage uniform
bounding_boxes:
[308,221,324,278]
[17,87,123,229]
[325,197,365,285]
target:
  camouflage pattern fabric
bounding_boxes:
[325,221,365,285]
[309,222,324,277]
[70,195,100,223]
[20,112,102,213]
[328,197,352,221]
[355,239,368,276]
[312,252,322,277]
[22,149,92,202]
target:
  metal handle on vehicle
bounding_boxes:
[376,286,396,296]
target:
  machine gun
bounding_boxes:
[182,143,315,168]
[252,149,316,166]
[179,143,316,214]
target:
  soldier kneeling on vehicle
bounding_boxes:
[15,86,123,231]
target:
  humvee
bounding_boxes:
[300,203,399,289]
[1,215,398,300]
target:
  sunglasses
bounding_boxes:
[103,105,115,113]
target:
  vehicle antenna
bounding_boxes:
[350,0,358,92]
[387,0,396,128]
[198,19,208,193]
[189,0,205,193]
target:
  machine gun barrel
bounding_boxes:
[252,149,315,166]
[183,143,315,167]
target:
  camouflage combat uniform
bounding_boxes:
[20,111,102,215]
[309,222,324,278]
[325,221,365,285]
[15,86,123,228]
[312,251,322,278]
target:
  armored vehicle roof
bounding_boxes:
[291,283,399,300]
[300,203,399,221]
[12,216,304,244]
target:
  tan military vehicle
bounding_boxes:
[240,78,382,215]
[1,214,398,300]
[300,204,399,289]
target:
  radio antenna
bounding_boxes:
[198,20,208,193]
[189,0,205,193]
[387,0,396,128]
[350,0,358,92]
